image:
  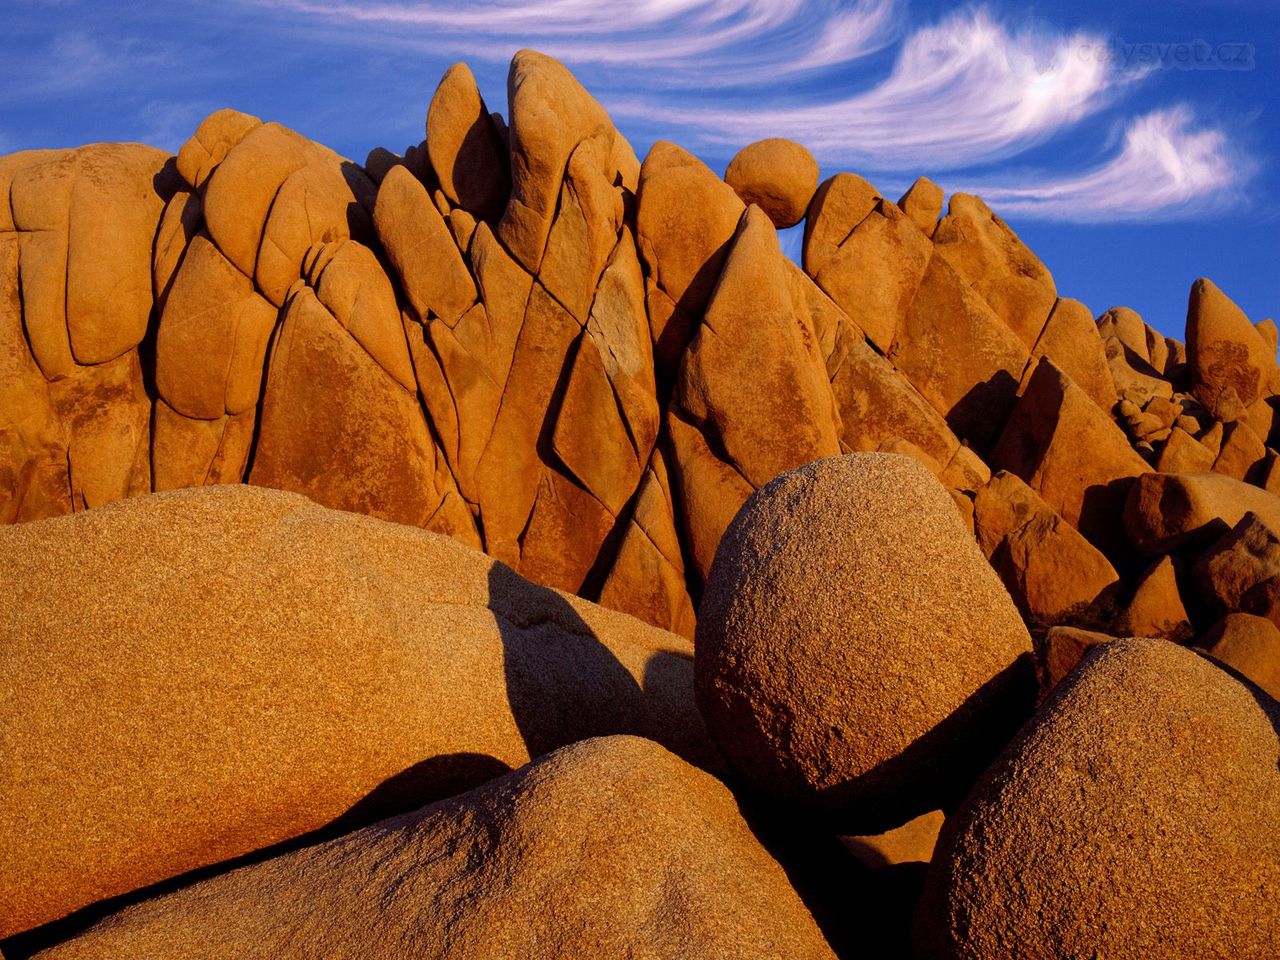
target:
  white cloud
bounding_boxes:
[612,9,1132,168]
[958,108,1253,222]
[242,0,901,83]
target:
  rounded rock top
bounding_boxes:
[695,453,1035,833]
[724,138,820,229]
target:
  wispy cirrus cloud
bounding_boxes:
[242,0,901,83]
[225,0,1257,221]
[957,108,1254,222]
[612,9,1131,168]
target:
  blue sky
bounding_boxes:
[2,0,1274,338]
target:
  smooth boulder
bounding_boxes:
[0,485,715,938]
[916,638,1280,959]
[696,454,1036,832]
[31,737,836,960]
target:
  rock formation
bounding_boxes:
[3,49,1279,655]
[915,639,1280,959]
[695,455,1036,832]
[3,46,1280,960]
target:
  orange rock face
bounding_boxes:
[724,137,820,229]
[916,639,1280,960]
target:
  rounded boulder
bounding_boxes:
[915,638,1280,959]
[695,453,1036,832]
[724,138,819,229]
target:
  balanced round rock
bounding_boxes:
[724,138,819,229]
[915,638,1280,959]
[695,454,1036,832]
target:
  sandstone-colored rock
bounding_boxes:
[932,193,1056,349]
[373,164,478,326]
[200,122,314,280]
[888,251,1030,450]
[828,333,966,468]
[151,188,202,311]
[897,176,944,237]
[1102,334,1174,407]
[813,198,931,353]
[8,144,171,376]
[671,206,842,584]
[1156,424,1217,473]
[537,134,624,323]
[973,471,1119,628]
[1188,277,1276,415]
[49,350,152,511]
[248,243,448,528]
[175,108,262,190]
[598,447,697,638]
[1120,555,1192,642]
[0,486,715,938]
[992,358,1149,560]
[1125,471,1280,554]
[1213,418,1267,482]
[362,145,400,183]
[151,400,255,492]
[1028,298,1117,412]
[154,234,278,420]
[916,638,1280,960]
[1033,625,1115,694]
[500,50,615,274]
[802,172,882,277]
[696,454,1035,832]
[1097,306,1151,365]
[635,142,744,373]
[549,230,658,515]
[0,238,67,523]
[844,810,946,869]
[426,62,510,221]
[253,158,377,307]
[469,281,581,573]
[1194,512,1280,615]
[1200,613,1280,700]
[724,138,819,229]
[32,738,832,960]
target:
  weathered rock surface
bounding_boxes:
[31,738,835,960]
[0,485,715,938]
[916,638,1280,959]
[1200,613,1280,700]
[696,454,1035,832]
[993,358,1149,560]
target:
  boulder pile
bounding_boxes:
[1,47,1278,960]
